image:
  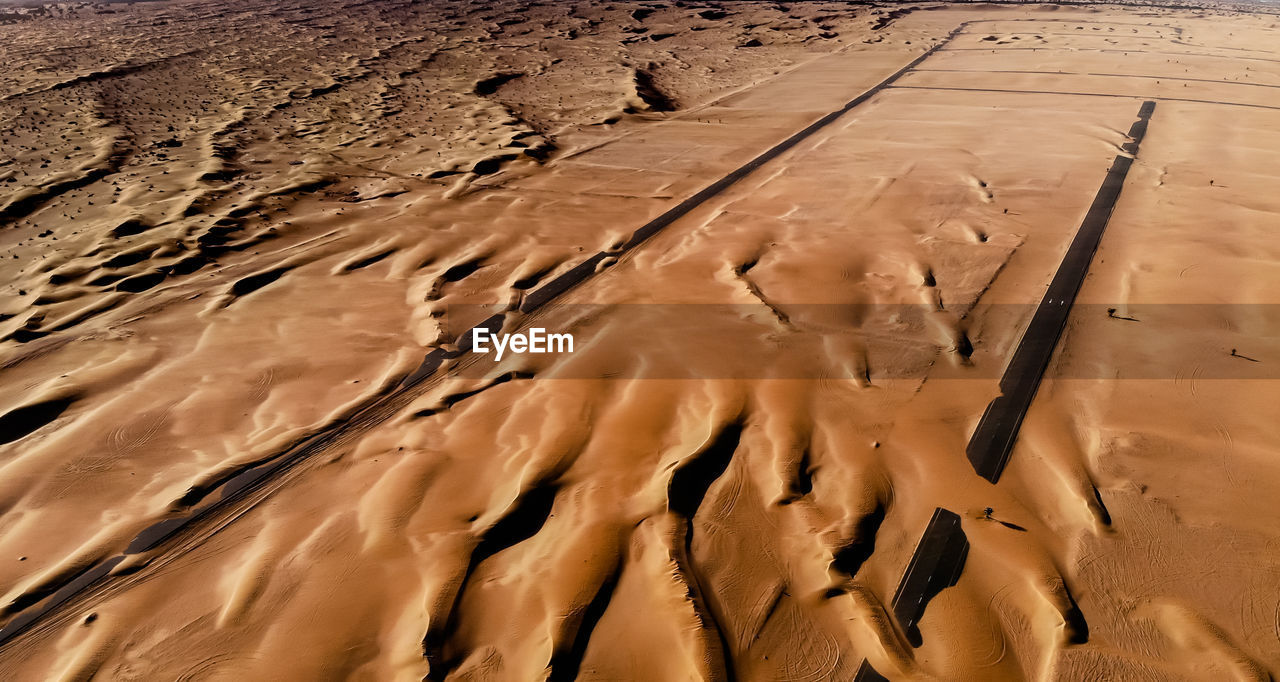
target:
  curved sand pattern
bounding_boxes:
[2,0,1280,679]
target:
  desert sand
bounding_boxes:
[1,0,1279,679]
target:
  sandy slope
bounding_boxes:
[1,0,1279,680]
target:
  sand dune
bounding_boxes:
[1,0,1279,679]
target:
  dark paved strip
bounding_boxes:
[890,508,970,648]
[512,26,968,317]
[402,27,972,385]
[854,659,891,682]
[966,101,1156,483]
[0,557,123,642]
[0,14,1178,655]
[889,84,1277,111]
[0,32,972,653]
[854,508,970,680]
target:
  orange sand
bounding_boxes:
[1,0,1278,679]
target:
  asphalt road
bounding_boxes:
[853,507,969,681]
[0,25,1166,664]
[0,27,973,654]
[966,100,1156,483]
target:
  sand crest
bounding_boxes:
[1,0,1279,679]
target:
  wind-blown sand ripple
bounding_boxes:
[1,1,1279,679]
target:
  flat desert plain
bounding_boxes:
[1,0,1279,679]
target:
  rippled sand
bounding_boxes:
[1,0,1279,679]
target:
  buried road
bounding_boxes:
[0,4,1278,680]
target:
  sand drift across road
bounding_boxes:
[967,100,1156,483]
[1,8,1277,678]
[0,18,975,652]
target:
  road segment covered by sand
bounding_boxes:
[1,0,1278,679]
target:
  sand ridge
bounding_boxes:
[1,0,1280,680]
